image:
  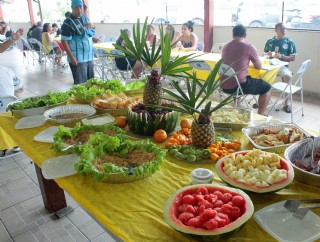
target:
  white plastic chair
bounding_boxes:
[197,41,205,51]
[267,59,311,123]
[28,38,49,70]
[94,48,118,81]
[211,43,225,54]
[219,63,250,109]
[20,37,38,65]
[110,49,138,82]
[0,96,17,113]
[97,34,105,42]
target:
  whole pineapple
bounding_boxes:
[191,109,215,148]
[143,69,163,107]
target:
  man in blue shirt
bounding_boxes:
[264,23,297,113]
[61,0,95,84]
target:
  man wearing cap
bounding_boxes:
[61,0,95,84]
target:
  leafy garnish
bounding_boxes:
[6,91,69,111]
[124,80,145,91]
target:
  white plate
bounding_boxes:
[15,115,46,129]
[42,154,79,179]
[254,200,320,242]
[33,126,70,143]
[82,113,115,125]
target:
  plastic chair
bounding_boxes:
[97,34,105,42]
[110,49,138,82]
[219,63,250,109]
[197,41,205,51]
[21,37,38,65]
[94,48,118,81]
[28,38,49,70]
[267,59,311,123]
[211,43,225,54]
[0,96,17,113]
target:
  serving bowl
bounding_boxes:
[8,93,69,118]
[284,136,320,187]
[43,104,96,127]
[242,123,308,153]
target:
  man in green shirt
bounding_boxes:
[264,23,297,113]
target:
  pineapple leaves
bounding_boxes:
[113,17,200,76]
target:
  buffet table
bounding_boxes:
[0,112,319,241]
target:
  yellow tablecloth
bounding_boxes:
[1,112,319,242]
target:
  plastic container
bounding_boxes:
[190,168,214,184]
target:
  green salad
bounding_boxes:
[6,91,69,111]
[68,78,125,102]
[75,136,166,182]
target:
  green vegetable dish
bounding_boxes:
[6,91,69,111]
[68,78,125,103]
[52,123,166,182]
[53,123,126,154]
[76,137,166,182]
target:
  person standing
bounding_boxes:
[221,24,271,116]
[264,22,297,113]
[61,0,94,84]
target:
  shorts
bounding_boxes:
[277,66,293,78]
[223,76,271,95]
[115,57,136,71]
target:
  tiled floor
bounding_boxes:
[0,47,319,242]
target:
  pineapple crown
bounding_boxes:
[160,59,235,122]
[112,17,200,77]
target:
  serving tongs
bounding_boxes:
[300,136,319,172]
[284,199,320,220]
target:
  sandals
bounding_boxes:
[283,105,292,113]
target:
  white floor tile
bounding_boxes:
[67,207,104,240]
[12,217,88,242]
[0,220,10,242]
[0,176,40,210]
[90,232,120,242]
[0,162,26,186]
[0,195,54,237]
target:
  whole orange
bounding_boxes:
[116,116,127,128]
[180,119,192,129]
[153,129,168,143]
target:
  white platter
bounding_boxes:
[15,115,46,129]
[34,126,71,143]
[42,154,79,179]
[254,200,320,242]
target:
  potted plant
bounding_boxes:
[114,18,200,135]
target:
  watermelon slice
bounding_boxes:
[163,184,254,237]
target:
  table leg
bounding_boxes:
[34,163,67,213]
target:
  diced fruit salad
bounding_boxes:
[174,186,246,230]
[222,149,288,187]
[165,125,241,162]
